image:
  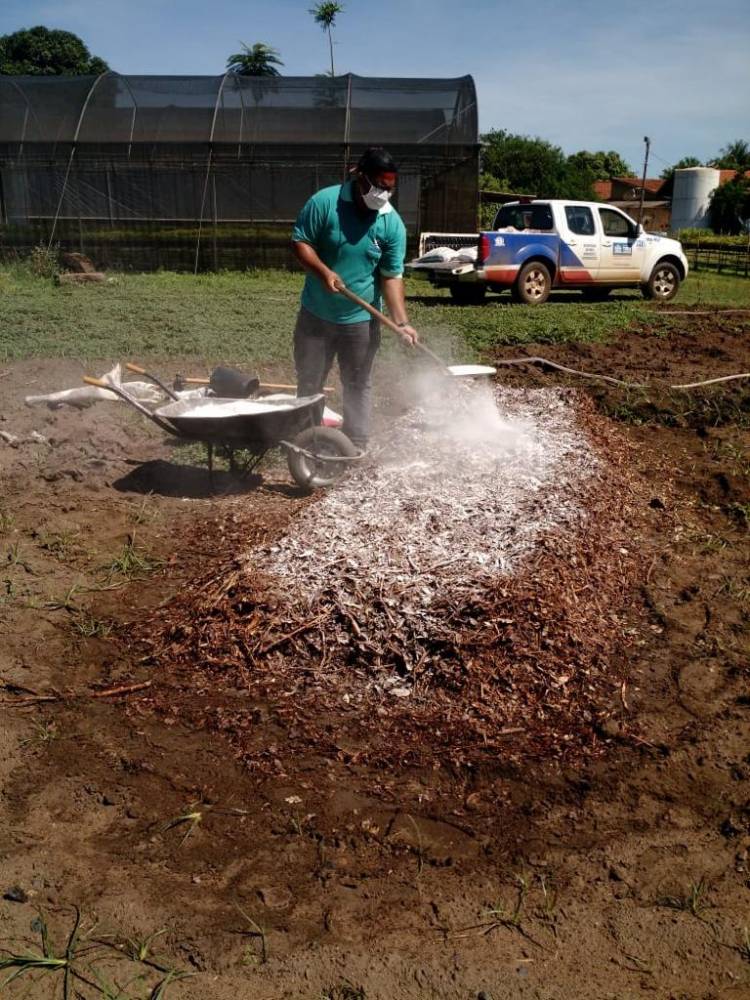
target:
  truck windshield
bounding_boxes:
[493,203,554,231]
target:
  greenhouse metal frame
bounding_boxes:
[0,73,479,271]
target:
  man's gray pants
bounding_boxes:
[294,307,380,448]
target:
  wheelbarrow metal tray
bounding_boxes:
[156,393,325,446]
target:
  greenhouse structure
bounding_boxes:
[0,73,478,271]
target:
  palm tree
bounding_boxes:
[226,42,283,76]
[659,156,702,183]
[309,2,344,78]
[711,140,750,172]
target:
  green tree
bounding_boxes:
[708,176,750,234]
[310,2,344,78]
[710,139,750,172]
[481,130,602,200]
[0,25,108,75]
[567,149,632,180]
[481,130,568,196]
[659,156,702,182]
[563,150,633,202]
[479,172,512,193]
[226,42,283,76]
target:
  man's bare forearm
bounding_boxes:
[381,276,409,324]
[381,276,418,344]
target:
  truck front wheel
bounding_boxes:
[642,261,681,302]
[449,283,487,305]
[512,261,552,305]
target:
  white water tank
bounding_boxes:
[671,167,720,230]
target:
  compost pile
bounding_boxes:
[142,385,649,769]
[264,387,596,674]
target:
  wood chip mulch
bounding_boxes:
[129,391,655,775]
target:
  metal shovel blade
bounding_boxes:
[446,364,497,378]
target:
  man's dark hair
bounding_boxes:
[356,147,398,176]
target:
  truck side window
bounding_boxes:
[565,206,595,236]
[494,203,554,231]
[599,208,633,238]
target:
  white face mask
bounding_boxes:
[361,178,393,211]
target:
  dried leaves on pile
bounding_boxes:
[133,387,651,772]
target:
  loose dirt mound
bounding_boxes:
[136,387,650,771]
[1,319,749,999]
[493,309,750,430]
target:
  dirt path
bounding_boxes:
[0,321,749,999]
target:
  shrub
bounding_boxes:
[28,242,60,278]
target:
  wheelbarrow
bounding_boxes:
[82,375,360,489]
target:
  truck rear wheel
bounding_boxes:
[512,261,552,305]
[642,261,680,302]
[449,283,487,305]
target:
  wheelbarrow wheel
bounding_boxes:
[287,426,359,489]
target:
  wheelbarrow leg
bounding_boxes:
[207,442,214,489]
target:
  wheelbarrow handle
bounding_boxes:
[260,381,335,393]
[83,376,179,436]
[334,282,450,372]
[175,375,335,393]
[124,362,146,375]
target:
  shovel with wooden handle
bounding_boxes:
[334,283,449,370]
[333,283,496,379]
[83,376,178,434]
[172,370,335,394]
[124,362,179,400]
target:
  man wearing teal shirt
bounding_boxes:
[292,147,418,449]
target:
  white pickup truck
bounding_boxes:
[407,199,689,305]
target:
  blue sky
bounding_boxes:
[3,0,748,172]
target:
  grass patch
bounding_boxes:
[656,876,711,918]
[484,872,529,930]
[0,907,93,995]
[5,540,25,568]
[131,495,161,527]
[596,385,750,430]
[738,926,750,963]
[321,984,367,1000]
[20,720,58,749]
[234,902,268,965]
[70,611,113,639]
[39,583,84,612]
[163,806,204,848]
[119,928,168,967]
[106,534,161,581]
[0,906,192,997]
[0,267,303,364]
[34,528,83,562]
[0,265,747,365]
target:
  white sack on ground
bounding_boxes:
[25,363,206,409]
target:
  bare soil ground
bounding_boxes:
[1,313,749,999]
